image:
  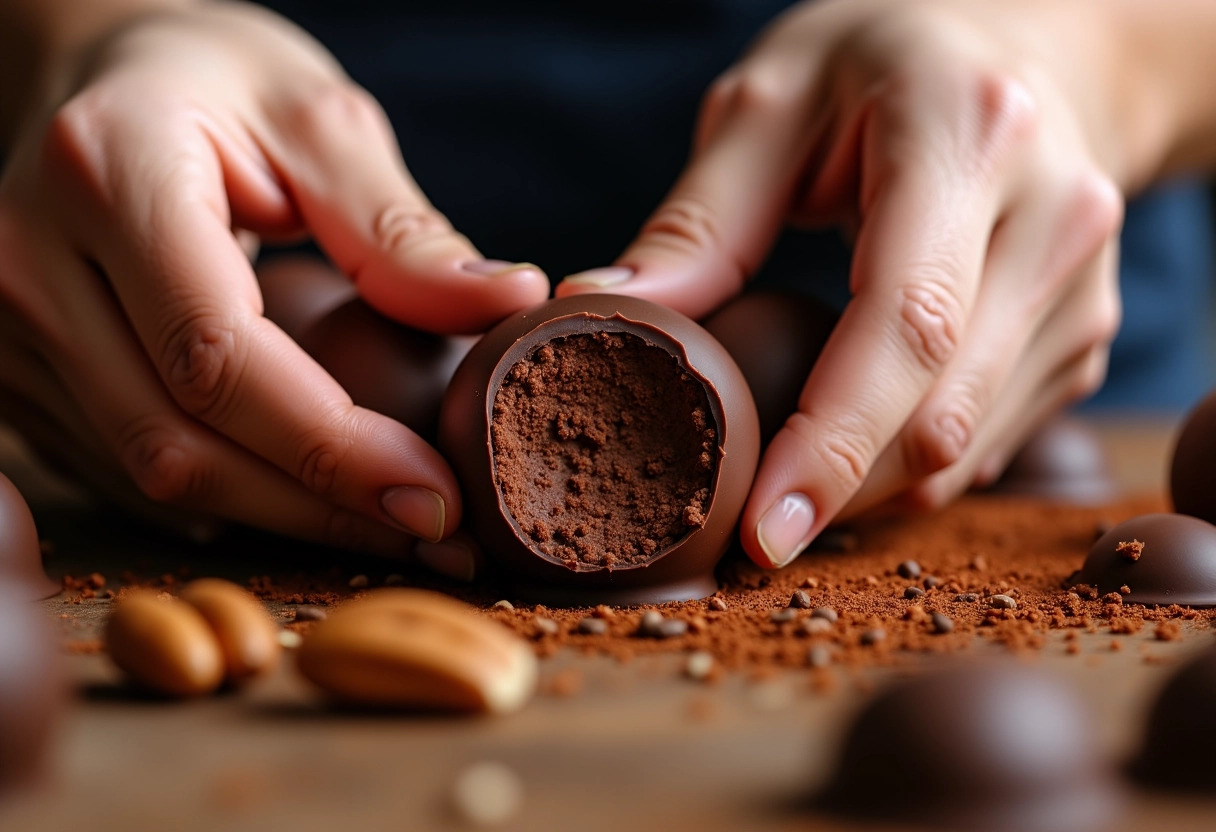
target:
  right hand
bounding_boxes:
[0,2,549,561]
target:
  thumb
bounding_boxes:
[266,85,549,334]
[556,76,814,319]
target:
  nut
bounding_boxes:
[178,579,280,681]
[296,589,537,713]
[105,590,224,697]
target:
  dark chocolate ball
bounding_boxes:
[440,294,760,606]
[701,291,837,444]
[1130,645,1216,791]
[257,255,357,341]
[297,299,474,442]
[0,576,64,796]
[0,473,58,600]
[1074,513,1216,607]
[985,417,1115,503]
[817,662,1120,831]
[1171,389,1216,524]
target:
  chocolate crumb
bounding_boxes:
[897,560,922,580]
[770,608,799,624]
[532,616,559,637]
[923,575,941,590]
[1116,539,1144,561]
[492,600,515,611]
[904,586,926,600]
[860,628,887,646]
[706,597,728,612]
[790,590,813,609]
[801,617,832,636]
[293,606,327,622]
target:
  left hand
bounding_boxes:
[556,0,1126,568]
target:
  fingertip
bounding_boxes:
[746,491,816,569]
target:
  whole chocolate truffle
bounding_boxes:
[440,294,760,605]
[297,299,475,442]
[1130,645,1216,791]
[0,473,58,600]
[1170,389,1216,524]
[1074,513,1216,606]
[817,662,1120,831]
[986,417,1115,503]
[0,577,64,796]
[702,291,837,444]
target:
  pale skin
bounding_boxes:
[1,0,1214,576]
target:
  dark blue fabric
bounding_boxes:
[259,0,1215,412]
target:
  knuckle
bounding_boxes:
[119,420,209,504]
[1065,347,1110,403]
[1069,171,1125,254]
[159,310,246,423]
[907,394,981,476]
[894,277,964,375]
[40,94,113,200]
[284,81,387,143]
[293,423,354,497]
[642,194,725,256]
[728,70,801,118]
[972,72,1039,155]
[370,202,453,257]
[787,412,873,495]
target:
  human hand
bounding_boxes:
[0,1,548,563]
[557,0,1125,568]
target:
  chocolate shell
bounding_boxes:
[439,294,760,606]
[1074,513,1216,607]
[702,291,837,444]
[0,473,58,600]
[1170,389,1216,524]
[1130,644,1216,791]
[817,662,1121,831]
[0,576,64,796]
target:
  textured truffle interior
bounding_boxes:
[492,332,717,569]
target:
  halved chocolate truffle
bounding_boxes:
[1170,389,1216,524]
[440,295,760,605]
[0,472,58,600]
[1074,513,1216,607]
[1130,645,1216,791]
[817,662,1120,831]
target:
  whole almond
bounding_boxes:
[178,578,280,681]
[296,589,537,713]
[105,590,224,697]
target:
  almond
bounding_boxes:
[296,589,536,713]
[105,590,224,697]
[178,578,280,681]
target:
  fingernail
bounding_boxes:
[380,486,446,542]
[560,266,634,288]
[756,493,815,568]
[461,259,542,277]
[415,538,476,582]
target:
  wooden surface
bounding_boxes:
[2,418,1216,831]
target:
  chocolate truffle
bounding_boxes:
[1074,513,1216,607]
[817,662,1120,831]
[297,299,475,441]
[1130,644,1216,791]
[1170,389,1216,524]
[257,255,357,341]
[702,291,837,444]
[0,576,64,796]
[440,294,760,606]
[0,473,58,600]
[985,417,1115,503]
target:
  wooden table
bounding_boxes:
[2,418,1215,831]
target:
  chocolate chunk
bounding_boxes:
[770,608,799,624]
[897,560,922,580]
[904,586,926,600]
[706,597,728,612]
[811,607,838,624]
[930,612,954,634]
[789,590,813,609]
[576,617,608,636]
[989,595,1017,610]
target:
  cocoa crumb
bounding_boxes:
[1116,539,1144,561]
